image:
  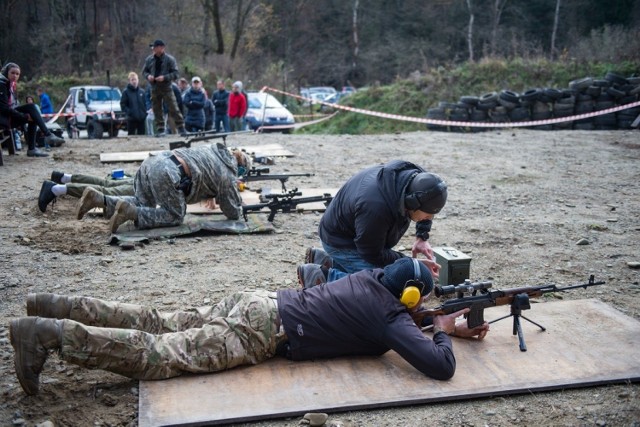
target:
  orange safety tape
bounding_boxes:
[262,86,640,128]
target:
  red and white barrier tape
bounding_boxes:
[261,86,640,128]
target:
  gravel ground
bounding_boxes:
[0,129,639,426]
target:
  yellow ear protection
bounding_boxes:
[399,258,425,309]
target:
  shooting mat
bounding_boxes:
[99,143,295,163]
[139,299,640,427]
[108,213,274,245]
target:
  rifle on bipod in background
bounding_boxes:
[242,188,333,222]
[168,130,253,149]
[240,166,314,192]
[411,275,605,351]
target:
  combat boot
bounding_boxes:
[109,200,137,233]
[26,293,72,319]
[10,317,62,396]
[76,187,105,220]
[304,247,333,270]
[297,263,328,289]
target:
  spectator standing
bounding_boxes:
[212,80,229,133]
[204,98,214,131]
[141,39,186,137]
[37,87,54,115]
[177,77,190,115]
[120,72,147,135]
[228,81,246,132]
[183,76,206,132]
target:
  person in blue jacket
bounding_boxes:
[182,76,206,132]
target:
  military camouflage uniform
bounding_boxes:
[141,51,184,132]
[66,174,133,198]
[104,143,243,228]
[58,290,284,380]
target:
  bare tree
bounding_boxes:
[201,0,224,55]
[466,0,475,62]
[352,0,360,71]
[550,0,561,59]
[230,0,257,60]
[490,0,508,56]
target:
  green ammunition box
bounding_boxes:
[433,247,471,286]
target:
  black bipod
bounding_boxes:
[489,293,546,352]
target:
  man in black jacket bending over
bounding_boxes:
[10,257,489,396]
[301,160,447,287]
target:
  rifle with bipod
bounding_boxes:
[242,188,333,222]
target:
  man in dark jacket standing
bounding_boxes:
[120,72,147,135]
[211,80,229,133]
[142,39,186,137]
[10,257,489,395]
[301,160,447,286]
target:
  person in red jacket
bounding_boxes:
[228,81,247,132]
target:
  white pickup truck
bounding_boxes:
[65,85,127,139]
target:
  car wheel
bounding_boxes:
[108,125,119,138]
[87,121,104,139]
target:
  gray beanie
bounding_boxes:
[380,257,434,300]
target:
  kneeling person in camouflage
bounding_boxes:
[10,257,489,395]
[75,143,248,232]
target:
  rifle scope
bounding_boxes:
[435,279,493,298]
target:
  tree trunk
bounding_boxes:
[230,0,256,60]
[352,0,360,71]
[466,0,474,62]
[550,0,561,59]
[490,0,507,56]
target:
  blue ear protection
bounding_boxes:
[399,258,425,309]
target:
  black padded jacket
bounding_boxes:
[277,269,456,380]
[318,160,433,267]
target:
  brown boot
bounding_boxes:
[109,200,137,233]
[9,317,62,396]
[76,187,105,220]
[26,293,72,319]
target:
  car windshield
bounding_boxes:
[87,89,121,102]
[248,94,284,109]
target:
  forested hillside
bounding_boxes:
[1,0,638,92]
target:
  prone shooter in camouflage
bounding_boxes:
[76,143,246,232]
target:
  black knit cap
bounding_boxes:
[381,257,434,299]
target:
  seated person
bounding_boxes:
[9,257,489,396]
[0,62,64,157]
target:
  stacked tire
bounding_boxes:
[425,71,640,132]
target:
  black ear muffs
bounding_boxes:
[404,192,421,211]
[400,258,425,309]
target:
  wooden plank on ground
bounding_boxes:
[139,299,640,426]
[100,144,294,163]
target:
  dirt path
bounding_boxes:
[1,129,638,426]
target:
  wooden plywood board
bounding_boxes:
[139,299,640,426]
[100,144,294,163]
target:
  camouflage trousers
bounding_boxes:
[66,174,134,198]
[104,153,185,229]
[151,83,184,131]
[58,290,284,380]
